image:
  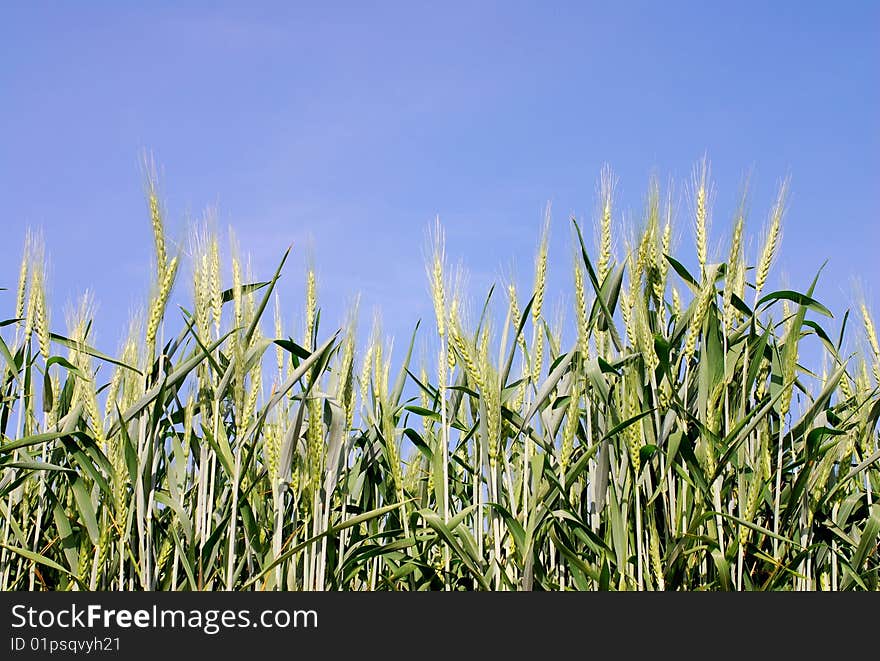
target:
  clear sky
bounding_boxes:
[1,2,878,361]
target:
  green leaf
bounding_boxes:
[49,333,142,375]
[757,290,832,318]
[70,476,100,545]
[1,429,73,454]
[0,543,88,590]
[665,254,700,292]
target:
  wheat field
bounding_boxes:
[1,160,877,591]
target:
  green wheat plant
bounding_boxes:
[1,159,877,591]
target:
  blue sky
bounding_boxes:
[1,2,878,361]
